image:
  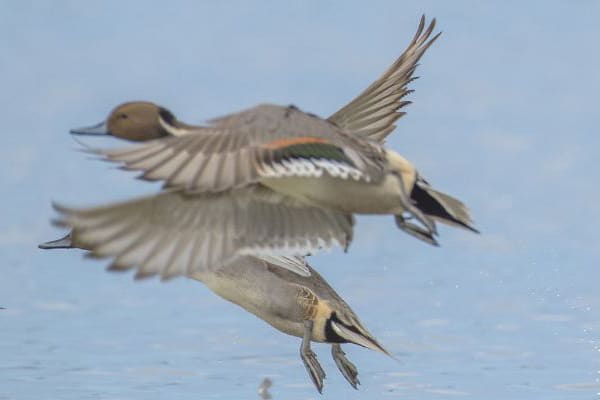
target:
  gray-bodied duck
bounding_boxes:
[41,231,387,392]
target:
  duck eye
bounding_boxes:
[119,114,128,119]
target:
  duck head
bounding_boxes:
[70,101,174,141]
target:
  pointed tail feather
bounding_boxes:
[330,319,391,356]
[410,180,479,233]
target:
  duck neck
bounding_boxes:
[386,149,417,191]
[157,107,203,137]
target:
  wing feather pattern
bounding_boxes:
[328,15,440,143]
[89,104,386,193]
[53,187,354,280]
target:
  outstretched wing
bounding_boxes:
[53,186,353,280]
[328,16,440,143]
[91,104,385,193]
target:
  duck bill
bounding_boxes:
[70,121,111,136]
[38,232,73,249]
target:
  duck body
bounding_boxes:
[59,17,476,269]
[261,148,417,215]
[192,257,362,344]
[194,257,309,338]
[41,233,386,392]
[262,172,403,214]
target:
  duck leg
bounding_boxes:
[300,320,326,393]
[393,172,437,241]
[395,215,439,246]
[331,343,360,389]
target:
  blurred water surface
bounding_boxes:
[3,245,599,399]
[1,1,599,399]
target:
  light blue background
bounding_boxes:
[1,1,599,399]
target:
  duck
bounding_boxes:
[53,17,477,279]
[40,231,387,392]
[43,97,399,391]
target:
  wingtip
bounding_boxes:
[50,202,73,227]
[106,261,132,273]
[414,15,426,40]
[84,251,105,260]
[417,15,438,37]
[160,270,182,282]
[429,17,437,33]
[51,201,66,213]
[51,218,68,228]
[70,136,111,159]
[134,270,157,281]
[51,201,81,218]
[430,31,443,44]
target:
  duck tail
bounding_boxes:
[328,309,392,357]
[330,318,391,356]
[410,177,479,233]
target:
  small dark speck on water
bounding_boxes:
[258,377,272,400]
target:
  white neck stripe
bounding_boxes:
[158,115,190,137]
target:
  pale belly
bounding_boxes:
[189,262,307,339]
[262,173,405,214]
